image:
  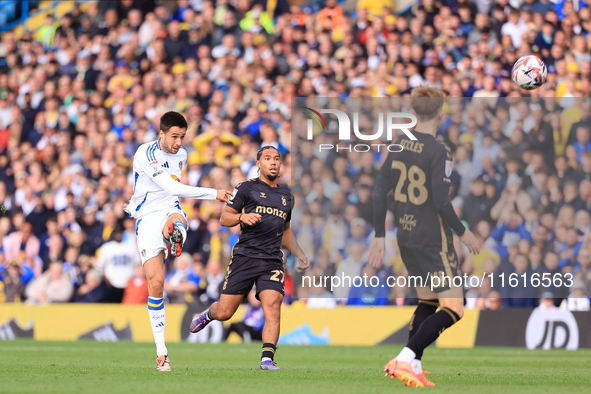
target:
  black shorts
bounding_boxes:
[399,242,463,293]
[221,255,285,300]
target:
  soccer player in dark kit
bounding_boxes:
[369,87,480,387]
[189,146,311,370]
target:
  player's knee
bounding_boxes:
[446,306,463,320]
[216,309,234,321]
[266,308,281,322]
[264,303,281,321]
[168,213,187,227]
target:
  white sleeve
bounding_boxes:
[137,149,217,200]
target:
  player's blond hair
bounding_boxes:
[411,86,445,121]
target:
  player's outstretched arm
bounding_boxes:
[282,222,311,272]
[219,205,261,227]
[150,167,232,202]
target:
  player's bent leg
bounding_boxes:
[386,286,458,387]
[162,213,188,258]
[437,290,464,320]
[406,287,440,376]
[407,298,439,375]
[144,252,171,371]
[190,294,243,334]
[258,289,283,371]
[388,286,463,385]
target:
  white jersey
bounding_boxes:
[96,240,141,289]
[126,140,217,219]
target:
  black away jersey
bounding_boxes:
[226,178,293,262]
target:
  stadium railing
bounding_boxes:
[0,0,63,35]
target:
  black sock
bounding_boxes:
[262,343,276,361]
[408,299,439,360]
[407,307,460,356]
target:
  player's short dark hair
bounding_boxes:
[411,86,445,121]
[257,146,280,160]
[159,111,187,133]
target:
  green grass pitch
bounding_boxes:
[1,341,590,394]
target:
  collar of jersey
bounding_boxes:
[257,177,279,188]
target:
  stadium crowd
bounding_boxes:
[0,0,590,315]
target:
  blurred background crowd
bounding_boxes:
[0,0,590,317]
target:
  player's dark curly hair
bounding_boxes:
[257,145,281,160]
[160,111,188,133]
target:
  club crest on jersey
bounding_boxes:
[445,160,453,178]
[281,196,287,206]
[150,160,158,173]
[179,162,183,170]
[141,249,146,257]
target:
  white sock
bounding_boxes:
[148,297,167,356]
[261,357,272,362]
[397,347,416,364]
[412,359,423,374]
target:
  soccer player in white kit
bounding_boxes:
[124,111,232,371]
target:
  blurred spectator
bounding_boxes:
[122,264,149,304]
[95,226,140,303]
[538,292,557,310]
[223,289,264,342]
[490,175,532,225]
[203,260,225,302]
[491,211,533,259]
[164,252,200,304]
[305,276,338,308]
[476,290,503,311]
[74,269,107,303]
[333,243,366,300]
[572,246,591,295]
[25,261,73,304]
[347,265,389,306]
[498,253,537,308]
[462,178,495,230]
[4,222,41,274]
[0,261,26,302]
[561,280,590,311]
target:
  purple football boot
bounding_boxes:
[259,360,281,370]
[190,309,211,333]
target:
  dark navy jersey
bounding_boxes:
[373,132,465,249]
[226,178,293,262]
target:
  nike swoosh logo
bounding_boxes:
[277,232,282,236]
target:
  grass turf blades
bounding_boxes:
[1,341,590,394]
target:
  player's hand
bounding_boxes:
[460,229,480,255]
[216,190,233,203]
[368,237,385,268]
[296,257,311,272]
[240,213,262,226]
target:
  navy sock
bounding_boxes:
[408,299,439,360]
[407,307,460,356]
[262,343,276,361]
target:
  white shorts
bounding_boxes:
[135,208,187,265]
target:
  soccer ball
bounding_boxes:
[512,55,547,90]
